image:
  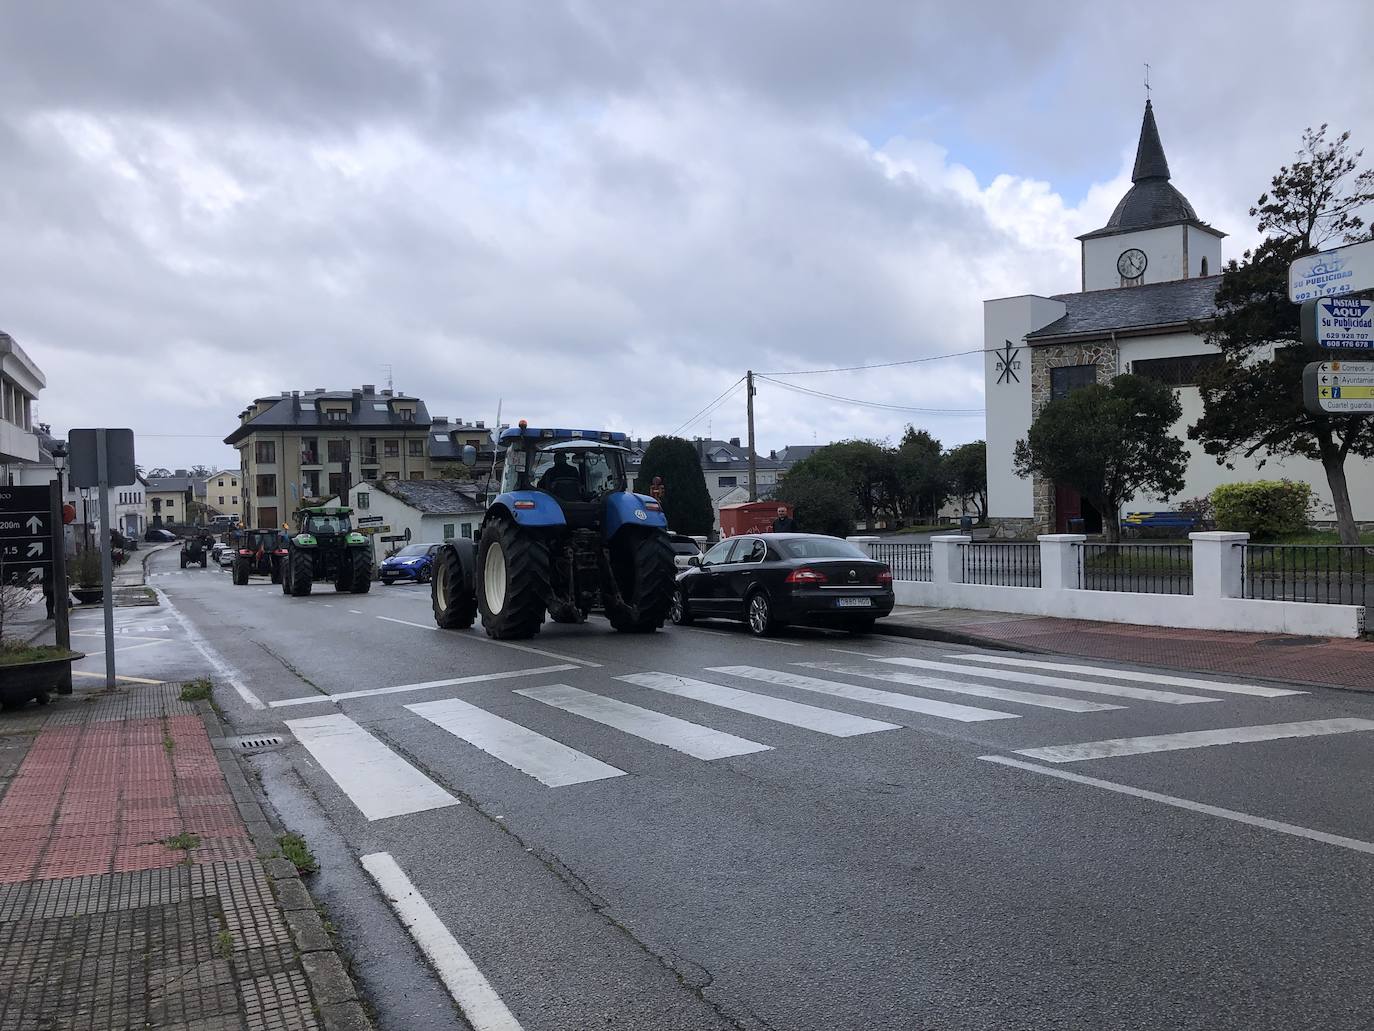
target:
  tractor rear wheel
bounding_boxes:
[233,559,249,586]
[432,545,477,629]
[288,549,313,596]
[476,515,549,639]
[270,560,283,585]
[604,529,675,633]
[349,549,371,593]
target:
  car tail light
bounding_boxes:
[877,568,893,585]
[274,549,288,555]
[785,567,827,585]
[238,549,251,555]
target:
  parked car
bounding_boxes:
[379,543,441,585]
[670,533,894,636]
[111,530,139,551]
[145,528,178,542]
[211,541,231,563]
[216,543,237,568]
[667,532,703,571]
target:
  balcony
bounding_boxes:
[360,450,380,465]
[300,451,322,468]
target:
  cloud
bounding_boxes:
[0,1,1370,469]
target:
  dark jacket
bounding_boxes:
[771,516,797,533]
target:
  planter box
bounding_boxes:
[0,652,85,709]
[72,587,103,605]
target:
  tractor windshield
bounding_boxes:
[303,513,351,535]
[503,442,627,501]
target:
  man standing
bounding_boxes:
[771,505,797,533]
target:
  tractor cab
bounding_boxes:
[502,436,631,528]
[295,507,354,540]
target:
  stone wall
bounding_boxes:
[1028,341,1120,534]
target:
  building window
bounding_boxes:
[165,499,174,510]
[255,441,276,464]
[408,439,423,457]
[357,492,371,511]
[465,438,481,447]
[218,496,224,506]
[383,439,400,459]
[443,523,455,540]
[256,474,277,497]
[363,468,378,481]
[461,523,473,539]
[217,479,224,487]
[231,480,237,488]
[327,439,348,463]
[409,471,424,481]
[1131,353,1224,388]
[384,470,399,480]
[257,506,277,529]
[1200,257,1209,276]
[328,473,344,496]
[718,476,737,488]
[303,472,320,497]
[326,410,349,423]
[1050,364,1097,401]
[399,409,415,422]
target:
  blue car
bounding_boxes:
[379,543,442,585]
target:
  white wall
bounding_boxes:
[1082,224,1222,292]
[983,294,1066,520]
[348,484,479,552]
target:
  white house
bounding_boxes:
[347,478,484,550]
[0,332,45,478]
[984,100,1374,536]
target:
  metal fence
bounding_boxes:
[1239,544,1372,607]
[1080,543,1192,595]
[869,541,932,582]
[960,542,1041,587]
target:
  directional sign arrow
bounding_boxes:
[26,541,42,558]
[25,516,41,534]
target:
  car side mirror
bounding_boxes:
[688,555,702,567]
[460,445,478,468]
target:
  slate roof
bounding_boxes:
[1078,101,1223,241]
[225,387,431,444]
[773,445,823,466]
[1025,275,1221,342]
[427,420,497,461]
[145,475,198,495]
[376,478,484,515]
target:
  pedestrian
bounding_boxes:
[772,505,797,533]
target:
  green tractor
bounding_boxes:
[281,506,373,597]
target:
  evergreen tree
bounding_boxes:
[634,436,713,535]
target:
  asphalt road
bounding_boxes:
[80,548,1374,1031]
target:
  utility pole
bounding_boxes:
[746,370,757,501]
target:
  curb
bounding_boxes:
[871,620,1045,654]
[198,700,375,1031]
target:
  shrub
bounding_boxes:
[1210,481,1312,539]
[1177,496,1216,531]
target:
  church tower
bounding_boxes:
[1076,101,1224,291]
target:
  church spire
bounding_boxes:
[1131,99,1171,182]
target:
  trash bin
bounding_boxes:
[959,515,973,531]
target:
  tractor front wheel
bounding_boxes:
[349,549,371,593]
[288,549,313,596]
[432,545,477,629]
[476,516,549,639]
[604,529,675,633]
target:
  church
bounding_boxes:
[983,100,1374,537]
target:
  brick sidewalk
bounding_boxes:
[879,606,1374,692]
[0,683,370,1030]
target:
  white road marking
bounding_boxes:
[72,670,164,685]
[710,666,1018,723]
[948,653,1305,698]
[979,755,1374,857]
[681,626,801,647]
[157,586,266,710]
[619,672,901,737]
[348,609,364,615]
[407,697,626,787]
[361,852,525,1031]
[1015,717,1374,764]
[799,662,1123,713]
[270,664,577,708]
[517,684,771,760]
[286,714,459,820]
[376,615,603,668]
[870,655,1216,706]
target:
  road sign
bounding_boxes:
[1301,296,1374,349]
[1289,239,1374,303]
[0,486,55,586]
[381,534,406,542]
[357,515,385,526]
[69,428,136,488]
[1304,361,1374,414]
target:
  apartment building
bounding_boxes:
[0,332,46,478]
[202,469,242,519]
[225,385,436,529]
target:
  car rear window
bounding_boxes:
[778,538,868,560]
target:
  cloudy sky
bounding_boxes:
[3,1,1372,473]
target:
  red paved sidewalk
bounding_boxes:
[879,607,1374,691]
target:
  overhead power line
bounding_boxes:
[670,376,747,436]
[756,375,984,415]
[758,346,987,377]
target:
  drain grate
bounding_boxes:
[226,734,286,754]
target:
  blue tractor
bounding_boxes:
[431,424,676,639]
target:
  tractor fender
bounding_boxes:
[604,492,668,540]
[489,492,566,529]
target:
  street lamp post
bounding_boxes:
[50,444,70,655]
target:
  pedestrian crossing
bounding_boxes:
[281,653,1307,821]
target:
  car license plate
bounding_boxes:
[835,597,872,608]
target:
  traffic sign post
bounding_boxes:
[68,429,135,688]
[1303,361,1374,414]
[1301,296,1374,350]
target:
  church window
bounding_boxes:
[1050,364,1097,400]
[1131,354,1223,387]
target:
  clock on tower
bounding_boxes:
[1117,247,1147,283]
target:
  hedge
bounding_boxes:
[1209,480,1312,539]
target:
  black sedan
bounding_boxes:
[670,533,894,636]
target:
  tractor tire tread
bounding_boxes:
[606,530,675,633]
[477,516,549,639]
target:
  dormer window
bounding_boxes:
[398,409,415,422]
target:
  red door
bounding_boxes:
[1054,484,1081,533]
